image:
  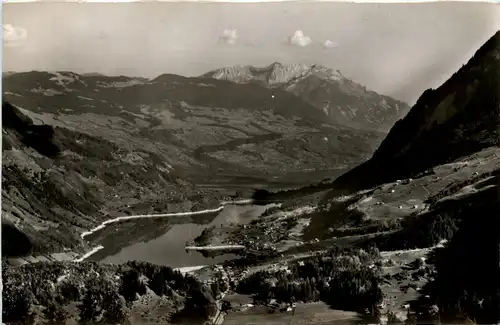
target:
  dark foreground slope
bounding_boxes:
[419,185,500,324]
[203,62,409,131]
[2,101,219,257]
[334,31,500,192]
[328,31,500,323]
[2,260,220,325]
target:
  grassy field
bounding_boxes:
[224,302,362,325]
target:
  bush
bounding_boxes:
[2,285,34,324]
[252,189,271,201]
[101,292,129,324]
[58,281,82,303]
[42,300,69,325]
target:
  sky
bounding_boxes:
[3,2,500,104]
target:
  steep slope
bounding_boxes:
[202,62,409,131]
[334,30,500,191]
[420,184,499,324]
[3,70,383,188]
[324,31,500,323]
[1,100,219,258]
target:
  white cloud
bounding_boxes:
[322,40,339,49]
[289,30,312,47]
[220,29,238,45]
[3,24,28,47]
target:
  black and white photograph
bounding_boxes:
[2,1,499,324]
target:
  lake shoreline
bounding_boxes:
[75,199,258,263]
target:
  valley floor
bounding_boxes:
[4,146,499,325]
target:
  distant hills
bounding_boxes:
[203,62,409,131]
[2,65,395,188]
[2,62,402,256]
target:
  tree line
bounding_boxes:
[236,245,383,314]
[2,260,218,325]
[416,195,500,324]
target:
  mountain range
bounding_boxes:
[203,62,408,131]
[2,63,407,188]
[1,63,406,257]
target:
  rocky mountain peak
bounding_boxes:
[202,62,407,131]
[203,62,344,87]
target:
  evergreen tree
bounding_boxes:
[210,281,221,298]
[3,285,35,324]
[43,300,69,325]
[150,271,168,296]
[119,268,146,303]
[102,292,129,325]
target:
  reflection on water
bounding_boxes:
[100,205,273,268]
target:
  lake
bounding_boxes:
[87,204,274,268]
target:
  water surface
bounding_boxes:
[96,204,273,268]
